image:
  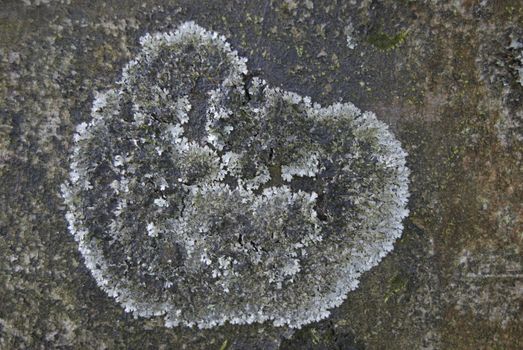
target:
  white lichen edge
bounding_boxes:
[62,21,410,329]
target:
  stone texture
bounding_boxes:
[1,0,521,349]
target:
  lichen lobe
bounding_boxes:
[62,21,410,329]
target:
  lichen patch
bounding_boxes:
[61,21,410,329]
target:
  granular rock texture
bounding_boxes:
[2,1,522,349]
[62,22,409,329]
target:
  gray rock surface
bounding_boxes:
[1,0,521,349]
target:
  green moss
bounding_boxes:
[367,30,409,51]
[296,45,304,57]
[383,273,408,303]
[309,328,321,345]
[218,339,229,350]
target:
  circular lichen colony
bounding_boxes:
[62,22,410,329]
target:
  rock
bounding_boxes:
[1,1,521,349]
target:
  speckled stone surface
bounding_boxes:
[1,1,522,349]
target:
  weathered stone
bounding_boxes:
[1,1,521,349]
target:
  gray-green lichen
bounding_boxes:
[61,22,410,329]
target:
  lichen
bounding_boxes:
[61,21,410,329]
[509,36,523,87]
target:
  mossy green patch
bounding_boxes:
[218,339,229,350]
[383,273,408,303]
[367,30,409,51]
